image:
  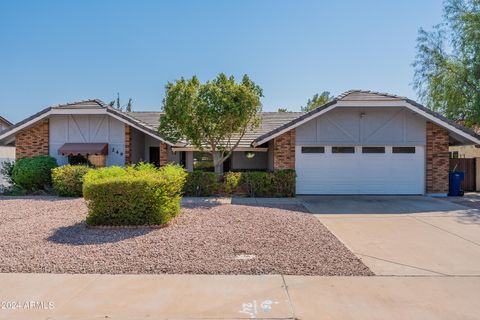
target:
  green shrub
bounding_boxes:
[223,170,296,197]
[83,164,187,226]
[52,165,91,197]
[240,171,272,197]
[183,171,221,196]
[272,169,296,197]
[224,171,242,194]
[11,156,58,191]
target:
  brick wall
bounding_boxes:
[273,129,295,169]
[15,119,49,160]
[159,143,168,166]
[426,122,449,194]
[124,124,131,165]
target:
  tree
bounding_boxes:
[109,93,133,112]
[301,91,333,112]
[277,107,289,112]
[158,73,263,173]
[413,0,480,125]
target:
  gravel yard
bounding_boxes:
[0,196,372,276]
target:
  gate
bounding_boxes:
[450,158,476,192]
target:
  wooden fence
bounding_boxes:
[450,158,476,192]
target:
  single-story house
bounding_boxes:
[1,90,479,196]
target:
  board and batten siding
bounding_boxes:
[296,107,426,146]
[49,115,126,166]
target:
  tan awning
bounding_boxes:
[58,143,108,156]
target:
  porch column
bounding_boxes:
[426,122,449,194]
[124,124,132,165]
[159,143,168,166]
[272,129,296,170]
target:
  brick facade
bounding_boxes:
[124,124,131,165]
[273,129,295,169]
[159,143,168,166]
[15,119,49,160]
[426,121,449,194]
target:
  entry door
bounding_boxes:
[295,146,425,195]
[149,147,160,167]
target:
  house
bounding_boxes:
[1,90,479,196]
[0,116,13,132]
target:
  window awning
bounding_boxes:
[58,143,109,156]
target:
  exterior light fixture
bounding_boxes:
[245,151,255,159]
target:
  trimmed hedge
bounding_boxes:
[83,164,187,226]
[11,156,58,191]
[52,165,91,197]
[183,171,221,196]
[183,169,296,197]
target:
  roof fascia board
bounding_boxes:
[335,100,405,107]
[105,109,173,146]
[0,108,52,141]
[402,101,480,145]
[0,107,174,146]
[50,109,107,115]
[253,101,338,146]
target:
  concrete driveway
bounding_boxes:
[301,196,480,276]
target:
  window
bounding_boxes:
[392,147,416,154]
[301,146,325,153]
[362,147,385,154]
[449,151,459,159]
[332,146,355,153]
[193,152,214,172]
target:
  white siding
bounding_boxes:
[49,115,125,166]
[296,107,426,146]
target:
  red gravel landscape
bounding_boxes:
[0,196,372,276]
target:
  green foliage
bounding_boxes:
[224,171,242,194]
[11,156,58,191]
[0,160,15,184]
[277,107,289,112]
[182,170,296,197]
[83,164,187,226]
[1,185,28,196]
[159,73,263,172]
[301,91,333,112]
[414,0,480,125]
[109,93,133,112]
[52,165,91,197]
[183,171,221,196]
[271,169,296,197]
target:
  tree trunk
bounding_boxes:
[212,152,223,174]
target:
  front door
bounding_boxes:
[149,147,160,167]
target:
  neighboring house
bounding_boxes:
[0,115,13,132]
[449,125,480,159]
[1,90,479,196]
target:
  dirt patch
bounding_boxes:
[0,196,373,276]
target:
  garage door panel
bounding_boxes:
[295,146,424,195]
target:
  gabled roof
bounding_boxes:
[252,90,480,146]
[0,99,173,145]
[126,111,305,147]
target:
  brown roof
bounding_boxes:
[126,111,305,147]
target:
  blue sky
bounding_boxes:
[0,0,444,123]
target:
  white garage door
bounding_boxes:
[296,146,425,195]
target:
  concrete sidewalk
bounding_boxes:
[1,273,479,320]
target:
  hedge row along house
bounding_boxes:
[1,90,480,196]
